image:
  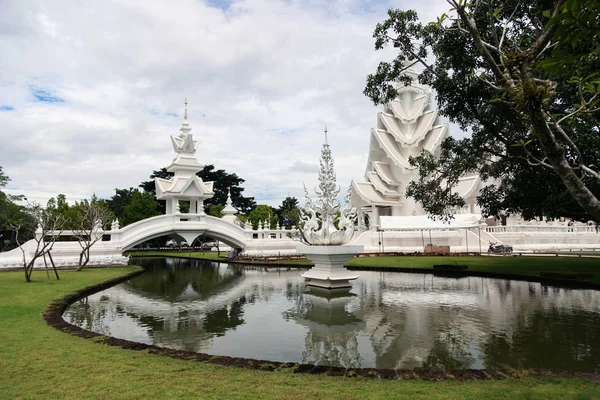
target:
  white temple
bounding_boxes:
[350,64,485,230]
[155,99,215,215]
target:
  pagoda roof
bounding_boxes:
[367,171,402,198]
[155,176,214,199]
[388,93,429,121]
[378,108,437,146]
[351,181,402,206]
[454,174,481,199]
[372,162,400,187]
[371,128,414,170]
[420,124,448,153]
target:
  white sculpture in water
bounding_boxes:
[300,128,357,245]
[298,128,363,289]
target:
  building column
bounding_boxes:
[358,207,365,231]
[371,205,379,231]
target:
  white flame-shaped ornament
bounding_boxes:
[300,128,357,245]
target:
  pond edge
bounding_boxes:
[42,265,599,381]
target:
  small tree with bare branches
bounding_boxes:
[11,203,64,283]
[72,199,113,271]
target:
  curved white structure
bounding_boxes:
[350,65,484,229]
[113,214,247,250]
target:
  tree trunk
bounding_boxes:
[49,252,60,280]
[43,253,51,283]
[77,246,90,271]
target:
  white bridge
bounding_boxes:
[111,214,248,251]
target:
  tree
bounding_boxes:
[106,187,137,222]
[365,0,600,221]
[0,167,34,251]
[140,165,256,214]
[0,166,9,188]
[209,204,224,218]
[71,198,113,271]
[276,197,301,229]
[10,203,64,282]
[122,190,160,226]
[248,205,278,229]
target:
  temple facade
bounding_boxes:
[350,65,484,230]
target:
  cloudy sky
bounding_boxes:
[0,0,451,208]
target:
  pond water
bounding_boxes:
[63,257,600,371]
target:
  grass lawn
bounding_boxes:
[128,250,313,265]
[130,250,600,285]
[1,267,599,399]
[347,255,600,284]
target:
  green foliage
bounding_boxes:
[0,166,9,188]
[209,204,224,218]
[122,190,160,226]
[106,188,137,222]
[248,204,277,229]
[0,167,35,250]
[276,197,301,229]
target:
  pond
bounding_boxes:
[63,257,600,372]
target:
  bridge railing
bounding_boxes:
[484,224,598,234]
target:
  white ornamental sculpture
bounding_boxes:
[300,128,357,245]
[297,128,363,289]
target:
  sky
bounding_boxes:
[0,0,453,208]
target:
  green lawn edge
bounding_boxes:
[129,250,600,287]
[1,266,599,399]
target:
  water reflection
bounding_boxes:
[63,257,600,372]
[284,287,364,368]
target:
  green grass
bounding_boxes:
[347,255,600,284]
[128,250,313,265]
[1,267,599,399]
[130,251,600,284]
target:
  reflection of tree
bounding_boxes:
[63,296,112,336]
[203,297,246,335]
[482,310,600,372]
[125,258,243,301]
[422,333,474,370]
[302,331,361,369]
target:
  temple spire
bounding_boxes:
[324,125,328,144]
[184,98,188,121]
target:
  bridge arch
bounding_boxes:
[114,214,247,251]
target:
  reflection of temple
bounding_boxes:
[64,265,600,371]
[284,287,365,368]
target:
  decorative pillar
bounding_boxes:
[371,206,379,231]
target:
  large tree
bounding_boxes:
[121,190,160,226]
[365,0,600,221]
[106,188,137,223]
[0,167,34,251]
[276,197,301,229]
[140,165,256,215]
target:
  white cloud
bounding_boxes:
[0,0,454,207]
